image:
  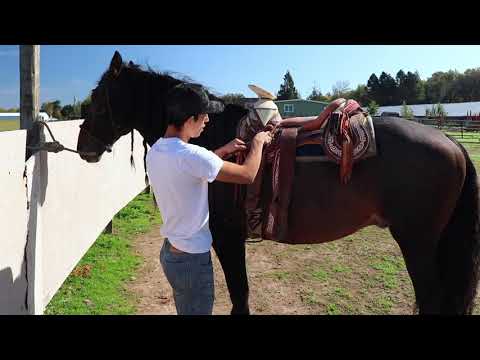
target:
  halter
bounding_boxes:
[80,82,130,154]
[81,73,150,187]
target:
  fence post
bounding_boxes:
[20,46,40,132]
[21,45,45,315]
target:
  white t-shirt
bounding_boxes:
[146,137,224,254]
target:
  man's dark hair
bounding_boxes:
[164,83,224,130]
[165,102,201,130]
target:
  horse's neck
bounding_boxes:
[198,105,244,150]
[130,74,169,147]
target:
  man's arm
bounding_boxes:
[215,132,272,184]
[214,138,247,160]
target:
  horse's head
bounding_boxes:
[77,50,248,163]
[77,51,136,162]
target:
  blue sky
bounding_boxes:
[2,45,480,108]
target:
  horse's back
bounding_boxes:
[374,117,466,234]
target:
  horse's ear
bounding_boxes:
[109,51,123,78]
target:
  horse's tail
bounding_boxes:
[438,136,480,314]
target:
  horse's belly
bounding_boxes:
[285,158,381,244]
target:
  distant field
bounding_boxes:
[0,120,19,132]
[445,130,480,144]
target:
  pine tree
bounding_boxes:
[367,100,379,116]
[277,71,300,100]
[367,74,381,105]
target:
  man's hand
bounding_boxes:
[215,131,273,184]
[252,131,273,146]
[215,138,248,159]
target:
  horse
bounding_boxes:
[77,51,480,315]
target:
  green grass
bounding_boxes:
[331,264,351,273]
[458,142,480,168]
[371,256,404,279]
[0,120,19,132]
[269,271,291,280]
[299,289,320,306]
[375,295,394,312]
[311,269,329,282]
[325,303,341,315]
[44,191,161,315]
[333,287,350,299]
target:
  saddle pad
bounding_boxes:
[323,113,377,163]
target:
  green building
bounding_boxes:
[275,99,328,118]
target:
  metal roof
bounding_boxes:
[274,99,328,105]
[378,101,480,117]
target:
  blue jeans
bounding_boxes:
[160,239,214,315]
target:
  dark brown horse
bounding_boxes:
[77,51,480,314]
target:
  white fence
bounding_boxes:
[0,120,148,314]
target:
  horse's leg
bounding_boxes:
[389,227,443,314]
[211,225,250,315]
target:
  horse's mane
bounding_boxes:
[97,61,224,102]
[95,58,247,151]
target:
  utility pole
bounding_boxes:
[20,45,40,131]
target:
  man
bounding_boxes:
[146,83,272,315]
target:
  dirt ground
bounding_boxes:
[127,224,480,315]
[126,224,412,315]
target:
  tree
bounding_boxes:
[400,101,414,120]
[436,103,447,117]
[79,95,92,119]
[415,78,426,104]
[331,80,351,99]
[0,107,19,112]
[426,103,448,118]
[277,70,300,100]
[41,100,63,119]
[307,86,321,100]
[396,70,408,104]
[348,84,369,106]
[424,70,460,103]
[307,86,330,102]
[221,93,245,105]
[367,74,381,105]
[367,100,379,116]
[82,95,91,106]
[70,96,82,119]
[61,104,75,119]
[403,71,423,104]
[378,72,397,105]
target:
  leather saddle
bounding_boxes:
[237,98,377,243]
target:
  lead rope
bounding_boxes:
[26,120,97,156]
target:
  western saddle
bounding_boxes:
[235,87,377,243]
